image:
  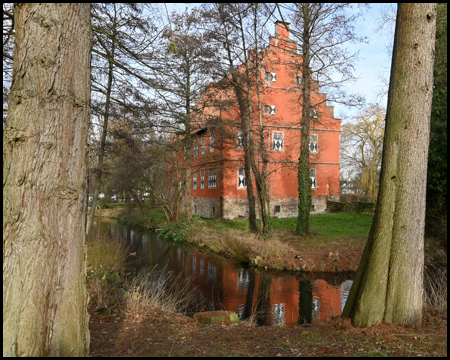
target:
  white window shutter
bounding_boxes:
[271,73,277,82]
[271,105,276,114]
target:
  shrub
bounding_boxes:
[124,266,194,316]
[97,196,112,209]
[159,218,196,243]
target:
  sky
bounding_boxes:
[165,3,397,123]
[338,3,396,120]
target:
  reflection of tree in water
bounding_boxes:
[299,279,313,324]
[243,268,256,321]
[256,272,272,326]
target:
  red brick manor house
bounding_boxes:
[171,21,340,219]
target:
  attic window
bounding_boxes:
[264,105,276,115]
[312,109,318,118]
[265,72,276,82]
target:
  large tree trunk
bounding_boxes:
[296,4,312,236]
[251,4,272,240]
[342,3,436,328]
[3,3,91,356]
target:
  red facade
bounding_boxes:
[175,21,340,219]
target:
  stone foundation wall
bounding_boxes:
[192,196,222,218]
[222,197,250,220]
[219,195,339,220]
[189,194,340,219]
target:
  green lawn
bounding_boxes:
[198,212,373,238]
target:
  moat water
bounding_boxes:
[94,220,356,327]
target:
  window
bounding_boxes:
[193,140,199,157]
[310,169,317,189]
[200,169,205,189]
[238,167,246,188]
[311,109,318,118]
[296,76,302,86]
[265,72,276,82]
[192,170,197,190]
[201,137,205,155]
[274,205,281,214]
[309,134,318,153]
[210,134,215,152]
[208,168,217,188]
[237,130,243,149]
[272,131,284,151]
[264,105,276,115]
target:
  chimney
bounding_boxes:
[275,20,290,39]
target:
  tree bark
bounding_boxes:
[342,3,436,328]
[3,3,91,356]
[296,4,312,236]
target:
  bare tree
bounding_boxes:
[273,3,366,235]
[342,3,437,328]
[154,8,218,221]
[202,3,273,235]
[3,3,91,355]
[87,3,159,234]
[340,105,386,200]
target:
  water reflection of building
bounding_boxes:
[100,221,354,327]
[185,250,353,327]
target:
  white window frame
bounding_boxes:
[237,130,243,149]
[310,168,317,189]
[238,167,246,189]
[311,109,318,118]
[265,72,276,82]
[296,76,302,86]
[309,134,318,153]
[210,134,215,152]
[193,140,199,157]
[208,168,217,189]
[192,170,197,190]
[200,169,205,189]
[264,105,276,115]
[272,131,284,151]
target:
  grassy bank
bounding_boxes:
[157,213,373,272]
[95,206,446,272]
